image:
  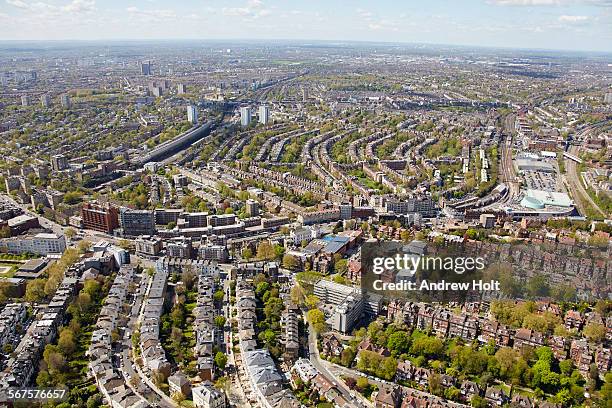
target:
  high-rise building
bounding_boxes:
[151,86,163,97]
[81,202,119,234]
[50,154,69,171]
[141,61,152,76]
[258,105,270,125]
[21,95,31,106]
[60,94,71,108]
[119,208,156,237]
[302,87,308,102]
[177,84,187,94]
[240,106,251,127]
[246,199,260,216]
[187,105,198,124]
[40,94,51,108]
[605,93,612,104]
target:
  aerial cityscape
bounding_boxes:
[0,1,610,408]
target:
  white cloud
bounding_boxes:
[356,8,373,18]
[221,0,270,20]
[5,0,96,15]
[126,6,176,20]
[5,0,29,9]
[63,0,96,14]
[489,0,612,5]
[558,14,590,21]
[488,0,563,5]
[367,19,399,32]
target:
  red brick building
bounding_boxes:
[81,202,119,234]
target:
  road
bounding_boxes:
[327,363,469,408]
[306,322,371,408]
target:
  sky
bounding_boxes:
[0,0,611,52]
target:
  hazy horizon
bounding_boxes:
[1,0,611,53]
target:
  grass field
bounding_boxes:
[0,262,20,278]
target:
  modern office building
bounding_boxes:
[21,95,31,106]
[40,94,51,108]
[50,154,69,171]
[240,106,251,127]
[314,279,361,308]
[81,202,119,234]
[60,94,71,108]
[313,279,379,333]
[119,208,156,237]
[177,83,187,94]
[141,61,152,75]
[258,105,270,125]
[187,105,198,124]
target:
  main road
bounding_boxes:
[306,321,371,408]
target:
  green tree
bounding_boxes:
[77,239,92,254]
[213,289,225,302]
[214,316,226,328]
[379,356,398,380]
[471,395,487,408]
[181,268,197,290]
[25,279,46,302]
[410,335,444,358]
[387,331,410,356]
[307,309,326,333]
[341,347,356,367]
[43,344,66,374]
[335,258,348,274]
[241,247,253,260]
[290,284,304,306]
[445,386,460,401]
[58,328,76,355]
[527,275,550,298]
[64,227,76,239]
[282,254,298,270]
[256,241,275,260]
[214,351,228,369]
[583,323,606,343]
[428,372,443,396]
[305,294,320,309]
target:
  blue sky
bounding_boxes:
[1,0,611,52]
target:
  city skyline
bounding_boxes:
[1,0,612,53]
